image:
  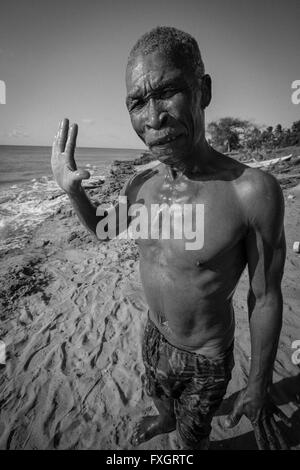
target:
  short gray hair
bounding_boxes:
[127,26,205,78]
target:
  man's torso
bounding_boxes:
[126,155,252,358]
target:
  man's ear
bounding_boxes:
[200,74,212,109]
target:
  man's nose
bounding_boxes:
[145,98,167,129]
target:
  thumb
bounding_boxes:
[73,169,90,181]
[224,404,243,429]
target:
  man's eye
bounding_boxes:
[131,100,145,111]
[160,89,177,99]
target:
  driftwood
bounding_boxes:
[275,173,300,181]
[245,154,292,168]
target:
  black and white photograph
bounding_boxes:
[0,0,299,452]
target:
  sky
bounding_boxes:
[0,0,299,148]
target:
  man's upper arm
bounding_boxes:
[113,172,138,234]
[244,171,286,301]
[118,168,154,232]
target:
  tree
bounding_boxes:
[207,117,251,152]
[290,120,300,145]
[245,127,262,152]
[274,124,284,147]
[260,126,275,150]
[207,118,300,155]
[280,128,292,147]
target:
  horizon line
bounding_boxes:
[0,144,147,151]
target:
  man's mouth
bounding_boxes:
[149,134,183,148]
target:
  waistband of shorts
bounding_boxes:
[146,311,234,364]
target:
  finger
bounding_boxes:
[73,169,90,182]
[58,118,69,152]
[271,404,291,428]
[262,416,278,450]
[253,422,268,450]
[224,407,243,428]
[53,129,59,149]
[52,126,61,151]
[269,400,289,424]
[269,416,289,450]
[65,123,78,170]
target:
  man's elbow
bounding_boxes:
[249,287,283,312]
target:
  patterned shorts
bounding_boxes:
[142,316,234,448]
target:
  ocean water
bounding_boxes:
[0,145,143,253]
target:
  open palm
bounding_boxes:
[51,118,90,194]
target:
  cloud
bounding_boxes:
[8,129,29,138]
[81,118,95,126]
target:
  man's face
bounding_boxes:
[126,50,206,166]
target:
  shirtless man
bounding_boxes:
[51,27,289,449]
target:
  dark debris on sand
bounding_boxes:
[0,255,51,319]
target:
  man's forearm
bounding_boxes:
[68,186,100,236]
[247,291,283,392]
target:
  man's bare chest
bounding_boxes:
[130,176,246,266]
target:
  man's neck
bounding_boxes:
[165,139,213,180]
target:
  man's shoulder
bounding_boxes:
[235,164,283,203]
[234,165,284,229]
[212,151,282,204]
[120,161,162,199]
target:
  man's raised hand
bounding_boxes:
[51,118,90,194]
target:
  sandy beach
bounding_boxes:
[0,157,299,450]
